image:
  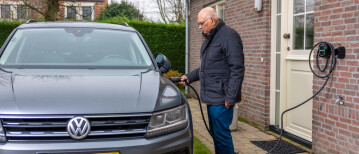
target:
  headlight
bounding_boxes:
[0,120,6,142]
[146,105,188,138]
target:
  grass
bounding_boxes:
[238,117,263,131]
[193,136,212,154]
[180,88,192,98]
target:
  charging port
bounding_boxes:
[318,43,331,58]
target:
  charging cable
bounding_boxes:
[267,42,338,154]
[170,77,214,138]
[170,41,342,153]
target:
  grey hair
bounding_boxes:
[209,11,220,20]
[201,7,220,20]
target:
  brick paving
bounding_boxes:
[188,98,279,154]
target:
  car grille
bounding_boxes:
[1,114,151,141]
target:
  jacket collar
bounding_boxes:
[202,19,225,40]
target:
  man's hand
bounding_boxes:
[225,101,234,108]
[179,75,189,86]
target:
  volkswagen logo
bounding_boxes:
[67,117,91,140]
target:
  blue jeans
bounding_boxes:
[207,104,235,154]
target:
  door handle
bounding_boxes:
[283,33,290,39]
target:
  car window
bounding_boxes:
[0,28,153,68]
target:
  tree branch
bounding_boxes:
[22,0,45,16]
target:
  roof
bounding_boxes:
[18,22,136,32]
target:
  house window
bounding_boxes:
[64,2,95,21]
[209,1,225,20]
[83,6,91,20]
[1,5,11,18]
[17,5,27,19]
[67,6,76,19]
[293,0,314,50]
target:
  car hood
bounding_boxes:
[0,69,160,115]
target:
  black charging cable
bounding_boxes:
[170,41,339,153]
[170,77,213,138]
[267,42,337,154]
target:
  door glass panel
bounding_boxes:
[276,16,281,51]
[293,15,304,50]
[305,13,314,49]
[275,91,280,125]
[277,0,281,14]
[276,54,281,90]
[275,0,281,126]
[293,0,314,50]
[306,0,314,12]
[294,0,305,14]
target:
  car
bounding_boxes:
[0,21,193,154]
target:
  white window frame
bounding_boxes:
[82,6,92,20]
[0,1,27,20]
[64,2,95,21]
[16,5,28,20]
[208,0,225,20]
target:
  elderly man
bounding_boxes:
[180,7,244,154]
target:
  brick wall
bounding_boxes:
[312,0,359,153]
[94,0,106,18]
[189,0,272,129]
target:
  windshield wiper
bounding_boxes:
[0,65,13,73]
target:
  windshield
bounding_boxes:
[0,28,153,68]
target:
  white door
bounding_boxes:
[271,0,314,142]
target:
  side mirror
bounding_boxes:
[154,53,171,74]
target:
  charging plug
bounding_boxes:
[170,77,182,83]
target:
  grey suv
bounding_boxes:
[0,21,192,154]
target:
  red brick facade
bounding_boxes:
[312,0,359,153]
[189,0,272,129]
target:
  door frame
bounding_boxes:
[270,0,314,142]
[269,0,277,125]
[270,0,289,126]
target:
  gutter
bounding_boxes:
[185,0,189,93]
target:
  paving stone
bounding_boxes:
[187,98,308,154]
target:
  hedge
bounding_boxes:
[0,18,185,73]
[0,21,22,48]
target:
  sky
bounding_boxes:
[109,0,164,22]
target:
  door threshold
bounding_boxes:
[269,125,312,149]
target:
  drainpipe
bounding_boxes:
[185,0,189,93]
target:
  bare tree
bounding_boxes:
[170,0,184,23]
[21,0,94,21]
[154,0,185,24]
[22,0,60,21]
